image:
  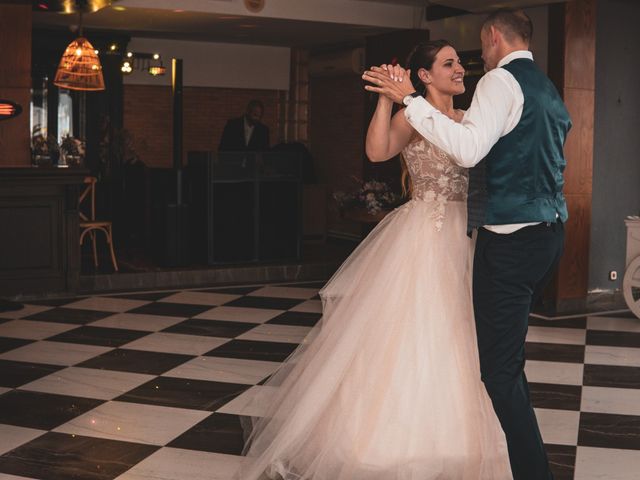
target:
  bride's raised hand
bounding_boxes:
[362,65,415,105]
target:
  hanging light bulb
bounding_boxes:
[54,7,105,91]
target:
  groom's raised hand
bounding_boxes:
[362,65,416,105]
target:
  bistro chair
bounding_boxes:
[79,176,119,271]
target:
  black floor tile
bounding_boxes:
[530,383,582,411]
[116,376,250,411]
[525,342,585,363]
[0,432,158,480]
[0,390,104,430]
[205,339,298,362]
[168,413,245,455]
[108,291,180,301]
[162,319,256,338]
[0,359,64,388]
[0,336,34,354]
[545,444,576,480]
[128,302,211,318]
[280,281,326,289]
[225,296,303,311]
[267,311,322,327]
[24,307,113,325]
[198,286,262,295]
[25,298,82,307]
[578,412,640,450]
[528,316,587,329]
[586,330,640,348]
[583,364,640,389]
[77,348,194,375]
[47,326,150,347]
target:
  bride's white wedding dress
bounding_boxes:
[238,138,513,480]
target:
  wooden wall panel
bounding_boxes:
[557,193,592,299]
[554,0,596,302]
[564,0,596,91]
[0,4,32,166]
[562,88,594,195]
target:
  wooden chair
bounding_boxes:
[79,176,119,271]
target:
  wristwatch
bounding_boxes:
[402,91,422,107]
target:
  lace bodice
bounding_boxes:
[401,138,468,230]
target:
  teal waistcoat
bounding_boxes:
[483,58,572,225]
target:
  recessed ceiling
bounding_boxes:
[32,6,401,49]
[32,0,559,49]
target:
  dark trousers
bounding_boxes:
[473,221,564,480]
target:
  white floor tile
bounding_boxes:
[524,360,584,386]
[0,304,52,320]
[585,345,640,367]
[121,332,229,356]
[587,315,640,333]
[163,356,280,385]
[526,326,586,345]
[0,424,45,455]
[88,313,186,332]
[249,286,319,300]
[0,320,76,340]
[64,297,150,313]
[237,324,312,344]
[18,367,154,400]
[534,408,580,446]
[54,401,211,446]
[289,300,323,313]
[115,447,243,480]
[194,306,283,324]
[158,291,240,307]
[0,341,112,366]
[574,446,640,480]
[217,385,276,417]
[581,386,640,416]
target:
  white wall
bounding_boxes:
[123,38,291,89]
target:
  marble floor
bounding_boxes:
[0,281,638,479]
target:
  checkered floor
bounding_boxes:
[0,281,638,480]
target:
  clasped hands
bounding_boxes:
[362,64,416,104]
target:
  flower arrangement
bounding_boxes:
[334,178,403,215]
[60,134,85,158]
[30,125,59,165]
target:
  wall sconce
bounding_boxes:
[121,52,166,76]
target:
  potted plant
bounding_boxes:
[60,134,85,167]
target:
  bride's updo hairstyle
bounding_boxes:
[406,39,452,96]
[400,39,453,198]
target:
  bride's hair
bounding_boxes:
[401,39,453,198]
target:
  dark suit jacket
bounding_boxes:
[218,116,270,152]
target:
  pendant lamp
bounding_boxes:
[54,10,105,91]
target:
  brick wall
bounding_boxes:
[123,85,281,168]
[309,74,366,238]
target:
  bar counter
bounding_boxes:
[0,166,88,297]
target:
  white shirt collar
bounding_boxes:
[497,50,533,68]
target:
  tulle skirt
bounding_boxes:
[237,199,512,480]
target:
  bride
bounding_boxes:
[237,40,512,480]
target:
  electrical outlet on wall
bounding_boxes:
[609,271,618,281]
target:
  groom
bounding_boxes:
[363,9,571,480]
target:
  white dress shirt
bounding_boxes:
[404,50,540,234]
[243,117,255,147]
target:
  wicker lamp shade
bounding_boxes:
[54,37,105,91]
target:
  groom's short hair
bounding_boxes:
[483,9,533,45]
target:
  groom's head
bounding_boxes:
[480,9,533,71]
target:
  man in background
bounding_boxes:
[218,99,270,152]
